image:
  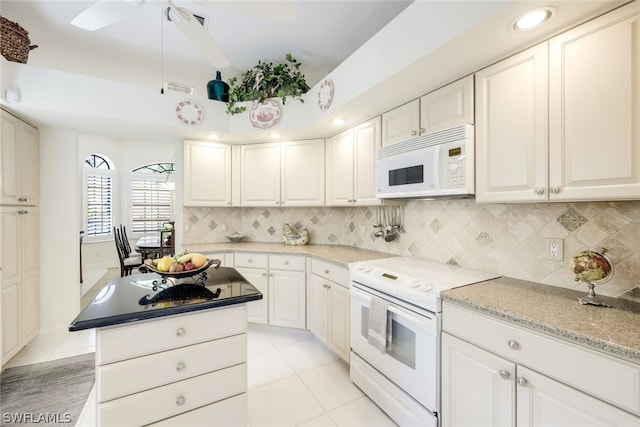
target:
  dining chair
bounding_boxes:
[119,224,140,258]
[114,226,143,276]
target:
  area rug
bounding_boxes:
[0,353,95,426]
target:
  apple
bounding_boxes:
[183,261,195,271]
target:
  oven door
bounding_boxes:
[350,283,439,412]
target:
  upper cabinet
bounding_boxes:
[476,1,640,203]
[241,139,325,207]
[1,110,38,206]
[381,76,474,147]
[326,117,381,206]
[183,140,232,206]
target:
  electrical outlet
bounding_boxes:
[184,222,191,233]
[545,238,564,261]
[220,223,227,232]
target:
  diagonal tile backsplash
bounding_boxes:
[184,200,640,302]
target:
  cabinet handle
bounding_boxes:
[534,187,544,195]
[507,340,519,350]
[411,130,418,136]
[550,186,560,194]
[176,362,186,372]
[176,327,186,337]
[248,258,253,263]
[227,202,231,205]
[269,272,274,277]
[516,377,528,388]
[262,272,267,276]
[176,395,186,406]
[499,370,510,380]
[419,128,425,135]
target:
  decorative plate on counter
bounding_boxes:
[176,100,203,125]
[317,78,334,111]
[249,99,281,129]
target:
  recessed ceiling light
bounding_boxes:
[270,132,280,139]
[332,118,345,125]
[208,133,220,140]
[512,6,555,31]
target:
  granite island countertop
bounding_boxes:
[442,276,640,364]
[183,242,395,266]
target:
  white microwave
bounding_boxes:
[375,124,474,199]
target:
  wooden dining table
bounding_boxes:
[135,236,163,260]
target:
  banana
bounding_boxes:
[177,253,195,264]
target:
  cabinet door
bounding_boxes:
[475,43,549,203]
[183,140,232,206]
[18,123,38,205]
[549,2,640,201]
[308,274,328,343]
[516,366,640,427]
[240,143,280,206]
[1,112,19,205]
[235,267,269,325]
[1,208,20,362]
[441,332,515,427]
[327,283,349,362]
[21,208,38,343]
[269,270,306,329]
[281,139,325,206]
[353,118,382,206]
[381,99,420,147]
[325,129,354,206]
[420,75,474,134]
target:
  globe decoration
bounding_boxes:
[571,248,613,307]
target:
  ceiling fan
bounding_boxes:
[71,0,297,70]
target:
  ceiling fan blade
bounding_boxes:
[199,0,296,23]
[71,0,145,31]
[168,5,230,69]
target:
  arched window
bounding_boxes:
[83,154,114,239]
[130,162,175,234]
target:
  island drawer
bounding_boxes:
[148,394,247,426]
[443,302,640,415]
[98,363,246,427]
[234,252,268,269]
[269,254,306,271]
[96,305,246,365]
[97,334,246,402]
[311,258,349,287]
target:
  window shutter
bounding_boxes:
[86,174,113,237]
[130,179,174,234]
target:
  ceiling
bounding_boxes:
[0,0,630,144]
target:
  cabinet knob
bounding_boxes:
[534,187,545,195]
[284,261,289,265]
[248,258,253,263]
[516,377,528,388]
[176,327,186,337]
[227,202,231,205]
[499,370,510,380]
[411,130,418,136]
[550,186,560,194]
[419,128,425,135]
[262,272,267,276]
[176,362,186,372]
[324,269,330,274]
[176,395,186,406]
[507,340,519,350]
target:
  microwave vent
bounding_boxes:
[377,124,473,159]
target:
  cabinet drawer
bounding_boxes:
[98,363,246,427]
[97,334,246,402]
[269,254,306,271]
[311,258,349,287]
[148,394,246,427]
[234,252,268,269]
[96,305,246,365]
[443,302,640,415]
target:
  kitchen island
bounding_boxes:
[69,265,262,427]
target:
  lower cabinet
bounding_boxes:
[95,306,247,427]
[235,252,306,329]
[308,258,350,362]
[441,303,640,427]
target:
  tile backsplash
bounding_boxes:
[184,200,640,302]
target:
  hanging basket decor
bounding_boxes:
[0,15,38,64]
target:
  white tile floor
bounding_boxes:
[4,322,396,427]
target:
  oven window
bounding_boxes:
[360,307,417,369]
[388,165,424,186]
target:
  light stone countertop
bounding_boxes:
[442,277,640,364]
[182,242,396,266]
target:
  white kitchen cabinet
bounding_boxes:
[548,1,640,201]
[235,253,306,328]
[308,258,350,362]
[381,99,420,147]
[183,140,232,206]
[95,305,247,427]
[240,140,324,207]
[475,42,549,203]
[326,118,381,206]
[1,110,38,206]
[442,302,640,426]
[1,206,38,365]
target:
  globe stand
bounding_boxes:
[575,278,611,307]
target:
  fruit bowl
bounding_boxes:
[139,258,220,279]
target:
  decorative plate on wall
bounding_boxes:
[249,99,281,129]
[176,100,203,125]
[317,78,334,111]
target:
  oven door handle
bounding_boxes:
[387,305,438,337]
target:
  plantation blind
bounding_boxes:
[130,177,173,234]
[86,173,113,237]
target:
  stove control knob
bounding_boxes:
[408,280,420,288]
[420,283,434,292]
[365,266,373,273]
[355,264,364,271]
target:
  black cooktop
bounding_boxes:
[69,266,262,331]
